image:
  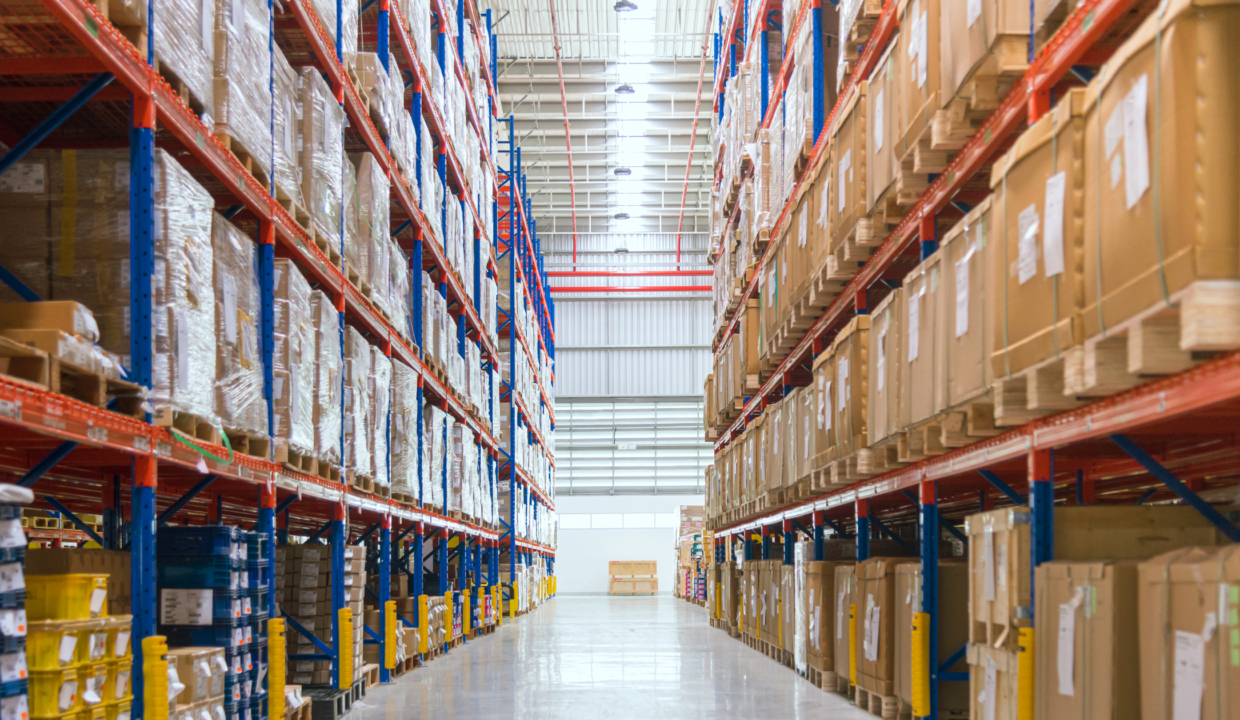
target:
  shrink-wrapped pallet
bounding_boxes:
[273,46,303,214]
[310,290,342,464]
[153,0,213,112]
[272,259,314,455]
[211,213,265,436]
[344,327,372,479]
[390,359,419,498]
[1082,0,1240,356]
[989,88,1087,379]
[311,0,357,70]
[389,242,412,341]
[299,67,345,261]
[370,348,391,491]
[351,153,390,311]
[213,0,272,179]
[343,157,364,286]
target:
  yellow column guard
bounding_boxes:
[268,619,286,720]
[383,601,397,669]
[337,607,354,689]
[417,595,429,654]
[911,612,930,717]
[142,636,169,720]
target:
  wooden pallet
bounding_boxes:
[153,58,208,118]
[223,426,271,460]
[275,440,318,476]
[154,408,222,445]
[829,449,876,484]
[309,222,343,268]
[284,701,311,720]
[855,686,900,719]
[275,181,313,234]
[992,355,1082,427]
[842,0,884,61]
[343,259,373,299]
[359,663,379,688]
[0,336,147,417]
[215,129,271,192]
[931,36,1029,151]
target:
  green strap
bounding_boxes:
[170,425,235,465]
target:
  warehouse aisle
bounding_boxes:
[353,595,868,719]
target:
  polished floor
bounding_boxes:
[354,595,871,719]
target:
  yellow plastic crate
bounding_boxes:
[101,617,131,660]
[77,705,106,720]
[27,576,108,621]
[30,667,83,716]
[28,620,99,670]
[103,700,130,720]
[76,663,106,707]
[103,660,131,704]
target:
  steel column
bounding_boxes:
[855,499,870,562]
[378,515,391,683]
[919,480,940,719]
[330,502,346,690]
[1029,449,1054,618]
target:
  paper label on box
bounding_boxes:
[0,610,26,638]
[955,248,972,337]
[89,632,105,660]
[917,12,928,87]
[823,381,833,431]
[1043,172,1066,277]
[874,90,885,152]
[0,565,22,593]
[0,521,22,550]
[161,588,213,625]
[967,0,982,26]
[1173,629,1205,720]
[57,678,77,711]
[0,652,25,682]
[907,294,920,362]
[984,656,998,720]
[1122,75,1150,210]
[799,208,808,248]
[89,588,107,616]
[1017,203,1039,284]
[0,163,44,193]
[819,173,831,228]
[838,150,850,212]
[1057,587,1085,696]
[983,528,996,602]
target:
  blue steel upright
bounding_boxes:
[1029,449,1054,615]
[856,499,871,562]
[919,481,940,719]
[812,510,825,561]
[330,502,346,690]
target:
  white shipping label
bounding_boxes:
[0,520,23,549]
[89,587,107,616]
[983,529,996,602]
[223,275,239,343]
[160,589,213,626]
[1057,602,1077,696]
[819,172,831,228]
[918,12,929,87]
[58,635,77,665]
[1043,172,1067,277]
[0,162,45,193]
[874,90,885,152]
[907,294,920,362]
[838,359,849,408]
[0,565,20,594]
[1018,204,1040,284]
[0,652,25,682]
[984,657,998,720]
[955,251,971,337]
[968,0,982,26]
[799,208,808,248]
[817,376,826,429]
[838,150,851,212]
[1123,75,1151,210]
[877,328,887,391]
[1172,630,1205,720]
[1,694,27,720]
[824,381,833,431]
[58,679,77,711]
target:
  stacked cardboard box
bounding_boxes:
[276,544,366,685]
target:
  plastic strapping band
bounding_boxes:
[170,426,235,465]
[1151,0,1170,306]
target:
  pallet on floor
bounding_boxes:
[854,686,900,719]
[360,663,379,688]
[284,699,311,720]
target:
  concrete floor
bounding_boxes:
[353,595,871,719]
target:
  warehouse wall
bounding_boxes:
[555,494,703,594]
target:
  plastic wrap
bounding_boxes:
[154,0,213,112]
[310,0,357,69]
[211,213,265,435]
[351,153,390,313]
[273,46,303,212]
[370,347,391,488]
[390,360,418,497]
[389,243,412,340]
[298,66,344,259]
[342,157,364,284]
[273,259,314,454]
[212,0,272,178]
[310,289,342,463]
[449,424,464,515]
[153,151,217,422]
[794,540,808,674]
[344,326,372,478]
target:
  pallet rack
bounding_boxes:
[706,0,1240,717]
[0,0,557,711]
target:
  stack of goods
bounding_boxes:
[155,526,262,720]
[966,505,1230,720]
[369,346,392,493]
[421,404,449,512]
[343,328,372,488]
[276,545,365,686]
[0,497,29,720]
[389,361,419,502]
[298,67,345,266]
[0,301,125,383]
[309,291,342,477]
[272,260,315,469]
[211,0,271,188]
[212,215,267,445]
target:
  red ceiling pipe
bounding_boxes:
[546,270,712,277]
[548,286,711,293]
[673,0,718,269]
[546,0,579,268]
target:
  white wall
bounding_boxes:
[555,494,704,594]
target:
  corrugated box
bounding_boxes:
[942,199,996,421]
[829,314,870,462]
[896,562,969,715]
[900,248,947,432]
[857,557,919,696]
[968,643,1020,720]
[833,563,858,691]
[868,288,904,448]
[829,82,869,253]
[806,561,853,680]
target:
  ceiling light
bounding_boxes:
[614,167,632,176]
[613,0,638,11]
[613,213,630,220]
[615,83,635,95]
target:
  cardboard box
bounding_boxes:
[829,83,869,251]
[811,346,837,468]
[1081,0,1240,351]
[966,505,1230,650]
[26,548,131,615]
[940,0,1028,109]
[1034,560,1139,720]
[868,288,905,448]
[942,198,996,415]
[0,301,99,342]
[989,88,1087,377]
[1138,546,1240,720]
[830,315,870,460]
[168,647,225,704]
[866,39,902,214]
[900,249,947,430]
[896,562,969,714]
[806,561,852,677]
[857,557,919,696]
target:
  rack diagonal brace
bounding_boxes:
[978,470,1026,506]
[156,475,219,526]
[274,494,300,516]
[282,612,334,656]
[820,514,852,538]
[355,522,380,544]
[43,496,104,545]
[901,490,968,545]
[0,264,41,302]
[870,516,912,554]
[305,520,333,543]
[0,72,114,176]
[1109,434,1240,542]
[18,442,79,488]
